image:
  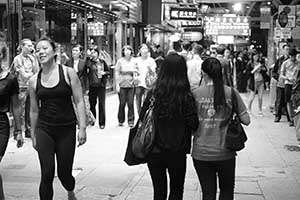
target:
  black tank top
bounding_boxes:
[36,65,76,126]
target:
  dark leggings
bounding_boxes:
[36,122,76,200]
[147,151,187,200]
[0,113,9,157]
[193,158,236,200]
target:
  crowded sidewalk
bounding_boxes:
[1,92,300,200]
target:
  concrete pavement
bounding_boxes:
[1,92,300,200]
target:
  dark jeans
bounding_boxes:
[275,87,290,121]
[135,86,147,115]
[36,122,76,200]
[147,152,187,200]
[118,87,135,124]
[89,86,106,126]
[285,84,294,119]
[193,158,236,200]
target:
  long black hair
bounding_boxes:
[153,53,191,118]
[202,57,226,111]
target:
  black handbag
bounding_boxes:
[124,121,147,166]
[132,96,155,159]
[225,88,247,151]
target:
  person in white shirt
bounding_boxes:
[11,38,39,138]
[135,44,157,114]
[187,44,203,90]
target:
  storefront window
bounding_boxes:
[22,0,45,42]
[20,0,116,91]
[0,0,8,69]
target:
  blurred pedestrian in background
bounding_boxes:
[86,46,109,129]
[279,48,300,127]
[246,51,268,116]
[115,45,138,127]
[187,44,203,90]
[10,38,39,138]
[273,44,290,123]
[135,44,157,114]
[65,44,95,127]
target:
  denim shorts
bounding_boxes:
[0,113,9,156]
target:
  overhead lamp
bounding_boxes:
[233,3,242,12]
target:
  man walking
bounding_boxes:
[11,39,39,137]
[187,44,203,90]
[279,48,300,126]
[216,46,233,86]
[273,44,290,123]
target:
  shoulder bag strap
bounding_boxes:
[230,87,235,118]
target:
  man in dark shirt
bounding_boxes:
[273,44,290,123]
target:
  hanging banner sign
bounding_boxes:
[281,28,292,39]
[170,7,198,20]
[180,17,203,27]
[205,16,250,36]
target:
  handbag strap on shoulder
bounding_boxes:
[230,87,236,118]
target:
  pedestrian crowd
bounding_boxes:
[0,37,300,200]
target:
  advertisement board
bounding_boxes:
[277,5,296,28]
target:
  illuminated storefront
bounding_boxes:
[0,0,117,91]
[0,0,117,64]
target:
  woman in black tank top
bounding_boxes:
[28,37,86,200]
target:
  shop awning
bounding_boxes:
[58,0,118,19]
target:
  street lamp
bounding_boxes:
[233,3,242,12]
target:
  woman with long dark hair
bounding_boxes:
[192,57,250,200]
[0,43,23,200]
[139,54,199,200]
[29,37,86,200]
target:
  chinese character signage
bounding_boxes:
[180,18,203,27]
[205,16,250,36]
[170,7,198,20]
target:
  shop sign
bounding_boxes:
[260,6,271,29]
[182,32,203,41]
[180,19,203,27]
[170,7,198,20]
[281,28,292,39]
[274,27,281,40]
[205,16,250,36]
[277,5,296,28]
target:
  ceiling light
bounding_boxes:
[233,3,242,12]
